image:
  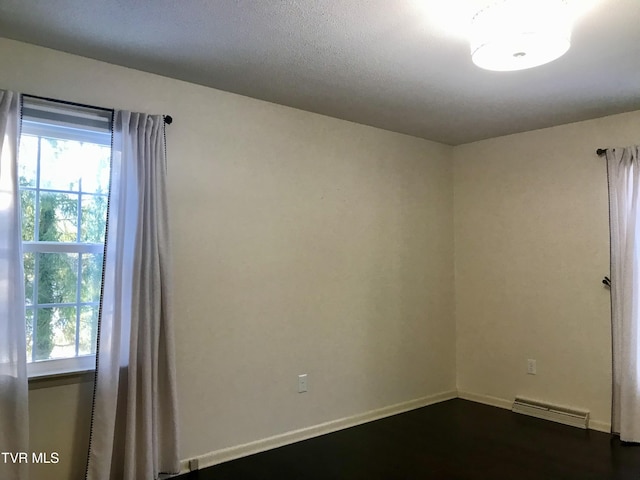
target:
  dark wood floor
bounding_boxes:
[176,398,640,479]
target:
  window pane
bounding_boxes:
[79,144,111,194]
[18,135,38,187]
[81,253,104,302]
[81,194,108,243]
[24,252,34,305]
[35,306,76,361]
[20,190,36,241]
[40,138,81,192]
[79,306,99,355]
[39,138,110,193]
[25,308,33,361]
[38,192,78,242]
[36,253,78,305]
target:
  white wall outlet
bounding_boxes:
[298,373,308,393]
[527,359,537,375]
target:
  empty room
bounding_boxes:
[0,1,639,479]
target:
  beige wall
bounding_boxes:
[454,110,640,429]
[0,37,456,475]
[28,374,94,480]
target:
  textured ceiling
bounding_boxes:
[0,0,638,145]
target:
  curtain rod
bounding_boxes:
[596,148,607,156]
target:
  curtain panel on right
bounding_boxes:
[86,111,180,480]
[607,145,640,443]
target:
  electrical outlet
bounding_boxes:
[188,458,199,471]
[527,359,537,375]
[298,373,308,393]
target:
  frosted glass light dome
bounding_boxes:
[470,0,572,71]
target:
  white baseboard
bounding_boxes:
[176,389,611,474]
[457,390,512,410]
[178,389,457,474]
[457,390,612,433]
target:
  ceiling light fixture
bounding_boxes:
[470,0,572,71]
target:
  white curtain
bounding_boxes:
[607,145,640,442]
[86,111,180,480]
[0,91,29,480]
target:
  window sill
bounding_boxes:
[28,367,95,381]
[27,355,96,381]
[28,368,95,389]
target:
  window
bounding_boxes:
[18,97,112,377]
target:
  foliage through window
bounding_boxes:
[18,97,112,375]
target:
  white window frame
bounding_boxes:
[20,98,112,378]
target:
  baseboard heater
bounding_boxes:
[512,397,589,429]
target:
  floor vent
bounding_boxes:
[512,397,589,429]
